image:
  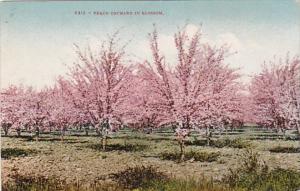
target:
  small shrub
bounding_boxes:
[1,148,37,159]
[185,139,207,146]
[186,138,250,148]
[160,150,220,162]
[3,173,123,191]
[142,178,235,191]
[102,155,107,159]
[160,151,181,161]
[269,146,300,153]
[262,168,300,191]
[224,149,268,189]
[187,150,220,162]
[213,138,250,149]
[87,143,149,152]
[111,165,169,189]
[224,149,300,191]
[3,174,65,191]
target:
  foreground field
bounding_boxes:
[1,127,300,190]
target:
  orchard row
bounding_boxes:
[1,27,300,158]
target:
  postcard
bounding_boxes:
[1,1,300,190]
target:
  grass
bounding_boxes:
[86,143,149,152]
[2,174,123,191]
[141,179,237,191]
[212,138,251,149]
[187,138,251,149]
[1,148,38,159]
[3,172,300,191]
[2,148,300,191]
[5,160,300,191]
[111,165,169,189]
[2,174,235,191]
[1,128,300,191]
[224,149,300,191]
[269,146,300,153]
[160,150,220,162]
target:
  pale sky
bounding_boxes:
[0,0,299,89]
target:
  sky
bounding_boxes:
[0,0,299,89]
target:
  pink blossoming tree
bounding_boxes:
[0,85,26,136]
[249,56,300,139]
[62,33,134,150]
[138,26,243,160]
[23,87,54,141]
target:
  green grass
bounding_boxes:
[2,176,235,191]
[111,165,169,189]
[141,179,237,191]
[160,150,220,162]
[224,149,300,191]
[1,128,300,191]
[86,143,149,152]
[5,164,299,191]
[269,146,300,153]
[187,138,251,149]
[212,138,251,149]
[1,148,38,159]
[2,174,123,191]
[2,149,300,191]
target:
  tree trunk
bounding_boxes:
[3,127,8,136]
[297,123,300,147]
[85,127,89,136]
[35,127,40,142]
[206,126,211,146]
[219,125,223,137]
[16,128,21,137]
[276,126,281,140]
[179,140,185,162]
[96,128,101,136]
[61,129,65,141]
[101,136,107,151]
[282,128,286,140]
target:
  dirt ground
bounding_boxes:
[1,130,300,186]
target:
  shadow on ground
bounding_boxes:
[85,143,149,152]
[1,148,38,159]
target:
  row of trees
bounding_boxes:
[1,26,300,159]
[249,56,300,135]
